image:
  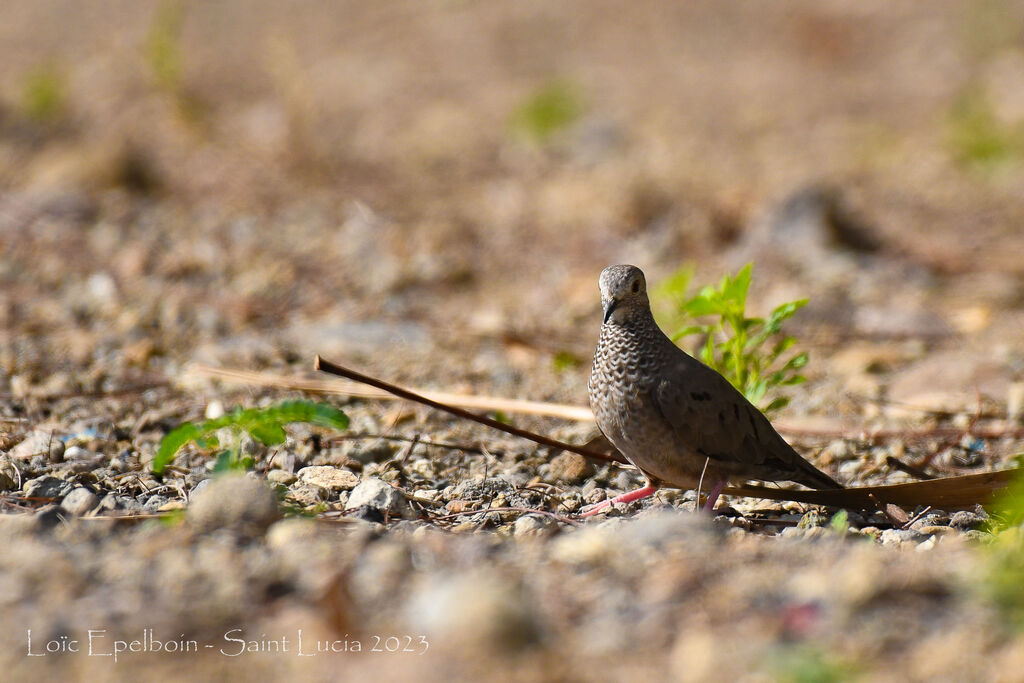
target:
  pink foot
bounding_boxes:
[701,480,726,513]
[580,484,659,517]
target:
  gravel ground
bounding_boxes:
[4,1,1024,680]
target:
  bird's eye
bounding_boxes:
[631,280,640,293]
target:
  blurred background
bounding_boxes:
[3,3,1024,680]
[2,0,1023,409]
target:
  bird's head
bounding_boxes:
[598,264,649,325]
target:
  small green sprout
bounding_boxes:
[152,400,349,474]
[21,62,67,123]
[510,79,583,144]
[664,263,809,413]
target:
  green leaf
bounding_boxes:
[762,396,790,413]
[783,352,810,371]
[683,295,722,317]
[829,509,849,534]
[246,421,288,446]
[152,422,202,474]
[671,324,712,341]
[722,263,752,305]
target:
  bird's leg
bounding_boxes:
[580,484,659,517]
[701,480,726,513]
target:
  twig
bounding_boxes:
[314,356,623,464]
[902,506,932,530]
[886,456,935,481]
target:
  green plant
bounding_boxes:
[947,86,1024,169]
[665,263,809,413]
[981,462,1024,630]
[510,79,583,144]
[20,62,67,123]
[152,400,349,475]
[144,0,205,124]
[146,1,185,93]
[769,645,856,683]
[829,509,849,535]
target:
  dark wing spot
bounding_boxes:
[690,391,712,401]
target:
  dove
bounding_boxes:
[585,265,840,516]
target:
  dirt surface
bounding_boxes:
[3,2,1024,681]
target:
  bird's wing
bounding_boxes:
[651,357,836,487]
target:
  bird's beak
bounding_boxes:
[602,299,618,324]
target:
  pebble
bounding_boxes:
[187,474,280,535]
[10,430,62,460]
[0,457,20,491]
[297,465,359,491]
[266,518,319,549]
[950,510,987,531]
[879,528,928,548]
[286,483,328,507]
[347,477,412,518]
[109,452,133,473]
[545,452,593,484]
[63,446,106,473]
[267,470,298,485]
[514,514,556,537]
[60,487,100,516]
[344,441,395,465]
[405,571,538,653]
[23,476,72,501]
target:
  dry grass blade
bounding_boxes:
[188,363,594,420]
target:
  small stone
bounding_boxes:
[347,477,411,518]
[819,439,854,465]
[406,571,538,654]
[963,530,995,543]
[514,514,555,537]
[267,470,298,486]
[0,457,20,491]
[191,478,211,496]
[445,499,476,514]
[10,430,59,460]
[33,504,67,530]
[346,441,396,465]
[879,528,927,547]
[48,439,66,464]
[187,474,280,535]
[60,487,100,516]
[286,483,328,507]
[412,489,440,504]
[915,536,937,552]
[266,518,319,549]
[109,452,133,472]
[545,452,594,484]
[950,510,987,531]
[297,465,359,491]
[23,475,72,501]
[63,446,106,473]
